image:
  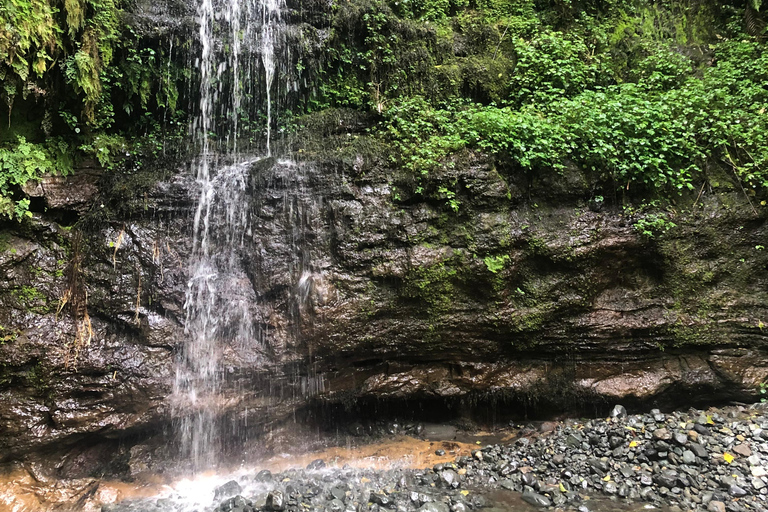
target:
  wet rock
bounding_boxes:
[418,503,449,512]
[214,480,243,500]
[733,443,752,457]
[707,501,726,512]
[521,488,552,507]
[690,443,709,458]
[255,470,273,482]
[308,459,326,470]
[728,484,748,497]
[438,469,460,489]
[266,490,285,511]
[610,405,627,419]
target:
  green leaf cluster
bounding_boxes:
[0,136,73,220]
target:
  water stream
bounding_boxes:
[173,0,285,470]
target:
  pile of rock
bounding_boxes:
[107,404,768,512]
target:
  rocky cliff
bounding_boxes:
[1,136,767,476]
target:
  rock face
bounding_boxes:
[1,146,768,474]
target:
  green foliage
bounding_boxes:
[0,137,73,220]
[380,27,768,198]
[1,0,122,124]
[633,212,677,238]
[509,31,601,105]
[483,254,510,273]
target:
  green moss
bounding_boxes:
[402,254,464,318]
[12,286,51,314]
[25,362,51,397]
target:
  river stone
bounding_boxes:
[214,480,243,500]
[418,503,449,512]
[370,493,391,507]
[729,484,748,497]
[691,443,709,458]
[307,459,326,470]
[610,405,628,419]
[255,470,273,482]
[682,450,696,465]
[328,498,345,512]
[707,501,726,512]
[655,470,679,488]
[450,502,467,512]
[733,443,752,457]
[266,491,285,511]
[521,488,552,508]
[439,469,460,488]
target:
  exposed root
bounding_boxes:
[57,231,92,368]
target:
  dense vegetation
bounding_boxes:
[301,0,768,208]
[0,0,185,219]
[0,0,767,219]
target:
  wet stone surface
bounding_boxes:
[105,403,768,512]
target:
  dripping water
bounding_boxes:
[173,0,285,470]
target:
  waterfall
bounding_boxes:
[173,0,284,470]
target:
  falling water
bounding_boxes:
[174,0,285,470]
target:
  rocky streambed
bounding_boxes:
[99,403,768,512]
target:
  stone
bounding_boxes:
[266,491,285,511]
[654,470,679,489]
[707,501,726,512]
[521,488,552,508]
[438,469,460,489]
[682,450,696,465]
[610,405,628,419]
[728,484,748,497]
[733,443,752,457]
[307,459,326,470]
[653,428,672,441]
[690,443,709,459]
[370,493,391,507]
[255,470,273,482]
[418,503,449,512]
[214,480,243,500]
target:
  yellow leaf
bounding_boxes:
[460,491,470,496]
[476,441,481,445]
[724,453,734,464]
[629,441,638,448]
[624,426,636,431]
[559,483,566,492]
[361,477,371,483]
[707,415,714,425]
[602,475,611,482]
[282,478,291,482]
